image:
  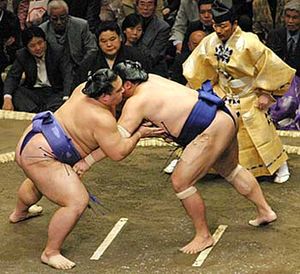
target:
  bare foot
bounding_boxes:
[9,205,43,223]
[41,251,76,270]
[180,236,214,254]
[248,211,277,227]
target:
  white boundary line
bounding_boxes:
[0,152,15,163]
[90,218,128,260]
[192,224,228,267]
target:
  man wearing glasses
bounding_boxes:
[40,0,97,90]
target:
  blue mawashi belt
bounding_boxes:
[20,111,81,166]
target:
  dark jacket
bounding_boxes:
[136,14,170,77]
[90,44,151,73]
[267,27,300,76]
[40,16,98,83]
[4,44,73,96]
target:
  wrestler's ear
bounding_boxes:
[123,81,132,90]
[99,93,111,103]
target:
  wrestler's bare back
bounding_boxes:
[119,74,199,137]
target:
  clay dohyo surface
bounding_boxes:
[0,120,300,273]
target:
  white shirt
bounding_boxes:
[34,55,51,88]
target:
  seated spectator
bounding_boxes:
[40,0,98,87]
[90,21,150,72]
[122,13,143,46]
[135,0,170,77]
[169,0,199,55]
[267,0,300,130]
[267,0,299,74]
[182,0,213,52]
[170,30,206,84]
[2,26,73,112]
[122,0,164,18]
[0,0,21,107]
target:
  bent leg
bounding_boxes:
[215,138,277,227]
[9,178,43,223]
[171,112,237,254]
[34,168,89,270]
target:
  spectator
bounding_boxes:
[267,0,300,73]
[90,21,149,72]
[268,0,300,130]
[169,0,199,54]
[122,13,143,46]
[40,0,98,87]
[182,0,214,52]
[171,30,206,84]
[0,0,21,106]
[122,0,164,18]
[90,20,150,117]
[2,26,73,112]
[183,0,295,183]
[135,0,170,77]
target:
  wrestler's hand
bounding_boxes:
[73,159,90,177]
[137,122,165,138]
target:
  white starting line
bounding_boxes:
[90,217,128,260]
[192,224,228,267]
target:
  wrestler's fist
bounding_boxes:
[73,159,90,177]
[137,122,165,138]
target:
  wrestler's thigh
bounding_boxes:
[173,133,218,184]
[20,136,87,206]
[213,136,239,177]
[24,161,88,207]
[174,112,236,183]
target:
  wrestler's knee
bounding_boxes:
[171,171,191,193]
[223,164,252,196]
[70,192,89,215]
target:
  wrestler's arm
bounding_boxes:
[117,97,145,134]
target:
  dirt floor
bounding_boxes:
[0,119,300,274]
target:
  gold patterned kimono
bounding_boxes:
[183,26,295,177]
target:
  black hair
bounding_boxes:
[136,0,157,6]
[22,26,46,47]
[121,13,143,32]
[96,21,121,39]
[82,69,118,99]
[114,60,148,84]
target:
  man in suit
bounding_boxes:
[135,0,170,77]
[2,26,73,112]
[40,0,98,87]
[266,0,300,76]
[267,0,300,130]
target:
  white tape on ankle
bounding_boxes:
[176,186,197,200]
[84,154,96,167]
